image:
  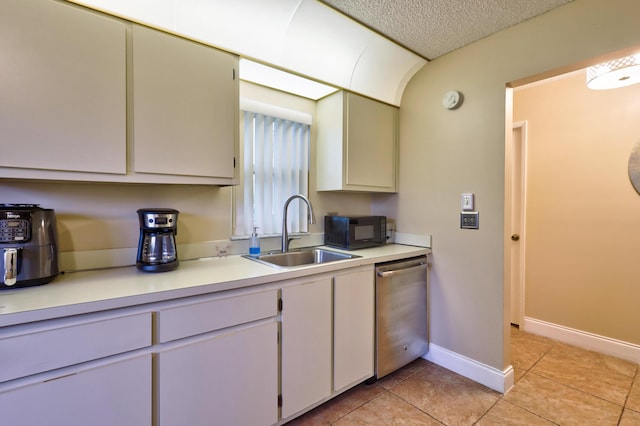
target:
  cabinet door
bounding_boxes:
[0,0,126,174]
[132,24,238,179]
[334,268,375,391]
[345,92,397,191]
[281,278,332,418]
[0,353,151,426]
[316,91,398,192]
[156,321,278,426]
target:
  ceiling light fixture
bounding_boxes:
[586,54,640,90]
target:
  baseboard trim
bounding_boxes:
[523,317,640,364]
[424,344,514,394]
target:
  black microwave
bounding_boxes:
[324,215,387,250]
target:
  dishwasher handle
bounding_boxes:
[376,261,427,278]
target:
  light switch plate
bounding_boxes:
[461,193,474,211]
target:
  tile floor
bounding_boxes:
[286,326,640,425]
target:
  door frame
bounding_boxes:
[507,121,527,326]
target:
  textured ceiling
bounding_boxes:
[320,0,573,60]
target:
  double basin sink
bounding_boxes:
[243,247,360,269]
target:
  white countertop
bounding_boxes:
[0,244,430,327]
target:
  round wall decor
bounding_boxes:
[628,139,640,194]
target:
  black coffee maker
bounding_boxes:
[136,208,179,272]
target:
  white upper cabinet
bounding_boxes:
[0,0,239,185]
[316,91,398,193]
[0,0,126,174]
[132,24,238,181]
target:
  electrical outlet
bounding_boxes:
[461,193,474,211]
[460,212,479,229]
[385,222,395,243]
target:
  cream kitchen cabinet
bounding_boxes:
[132,24,239,182]
[0,353,151,426]
[0,309,153,426]
[0,0,239,186]
[0,0,127,175]
[280,277,333,419]
[333,267,375,391]
[154,288,279,426]
[280,266,374,421]
[316,91,398,192]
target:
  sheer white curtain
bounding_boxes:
[235,111,310,237]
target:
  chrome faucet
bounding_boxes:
[281,194,316,252]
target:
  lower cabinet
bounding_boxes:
[0,265,377,426]
[0,352,152,426]
[333,268,375,391]
[153,288,279,426]
[280,266,374,420]
[0,309,153,426]
[280,277,333,418]
[155,320,278,426]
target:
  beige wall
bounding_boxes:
[373,0,640,370]
[514,71,640,345]
[1,81,372,253]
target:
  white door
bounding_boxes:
[509,122,527,325]
[156,321,278,426]
[280,278,332,418]
[132,24,237,179]
[334,268,375,391]
[0,0,127,174]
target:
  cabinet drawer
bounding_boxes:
[156,289,278,343]
[0,311,151,383]
[0,352,151,426]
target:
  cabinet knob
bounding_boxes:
[511,234,520,241]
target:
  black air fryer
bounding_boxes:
[1,204,59,289]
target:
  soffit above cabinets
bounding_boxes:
[67,0,571,106]
[67,0,425,106]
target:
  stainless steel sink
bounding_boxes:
[243,248,360,269]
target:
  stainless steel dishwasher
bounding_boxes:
[374,255,429,379]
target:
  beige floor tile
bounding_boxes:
[531,343,635,405]
[334,391,442,425]
[620,408,640,426]
[376,358,431,390]
[627,374,640,412]
[285,382,385,425]
[553,342,637,377]
[475,400,555,425]
[510,327,553,374]
[512,365,527,383]
[504,372,622,426]
[391,363,499,426]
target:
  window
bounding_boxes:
[234,110,310,237]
